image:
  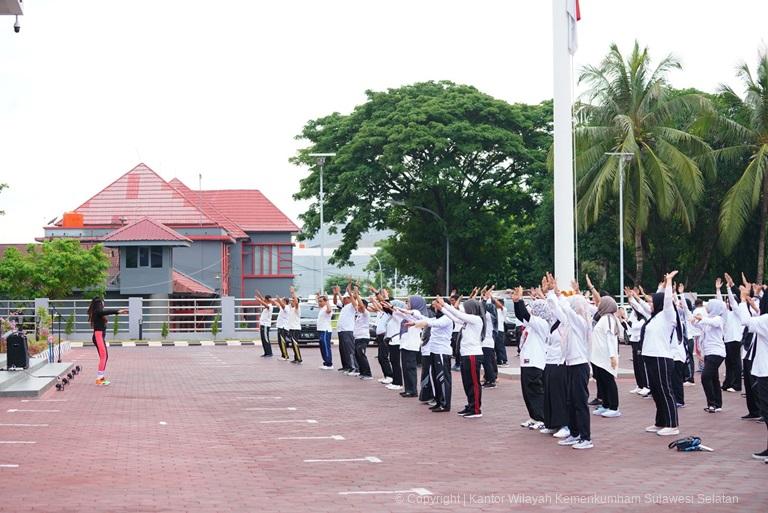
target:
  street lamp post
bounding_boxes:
[392,201,449,296]
[605,152,634,308]
[370,253,384,291]
[308,153,336,294]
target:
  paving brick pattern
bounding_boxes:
[0,346,765,512]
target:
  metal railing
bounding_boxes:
[142,298,223,334]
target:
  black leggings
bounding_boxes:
[566,363,591,440]
[630,342,648,389]
[401,349,419,394]
[376,334,392,378]
[388,342,402,386]
[543,364,568,429]
[593,365,618,411]
[723,341,743,391]
[644,356,678,428]
[702,355,724,408]
[354,338,371,377]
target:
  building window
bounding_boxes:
[242,243,292,277]
[126,246,163,269]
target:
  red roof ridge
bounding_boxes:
[199,189,299,232]
[172,268,217,296]
[102,217,192,243]
[168,179,248,239]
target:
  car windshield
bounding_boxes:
[300,304,318,318]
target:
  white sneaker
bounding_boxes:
[347,371,360,376]
[592,406,607,416]
[726,388,737,393]
[520,418,535,428]
[558,435,580,446]
[656,427,680,436]
[601,409,622,418]
[629,387,640,394]
[638,388,651,396]
[319,365,334,370]
[530,421,545,430]
[645,425,661,433]
[386,384,403,390]
[714,407,723,412]
[553,427,570,438]
[573,439,594,450]
[539,427,557,434]
[378,377,393,384]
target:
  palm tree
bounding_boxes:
[575,42,714,282]
[715,52,768,282]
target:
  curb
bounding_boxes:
[68,341,258,348]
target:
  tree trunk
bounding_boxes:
[435,264,445,296]
[634,229,644,286]
[757,173,768,284]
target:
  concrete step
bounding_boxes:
[0,359,74,398]
[0,353,50,391]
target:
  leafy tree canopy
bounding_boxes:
[293,81,552,292]
[0,239,110,299]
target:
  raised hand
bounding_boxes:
[511,286,524,302]
[570,278,580,292]
[585,273,594,290]
[715,276,723,289]
[742,272,750,287]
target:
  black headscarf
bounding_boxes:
[639,291,683,347]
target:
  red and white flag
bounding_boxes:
[567,0,581,55]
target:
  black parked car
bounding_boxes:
[295,304,320,344]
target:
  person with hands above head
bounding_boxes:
[391,296,429,398]
[315,291,334,369]
[333,283,358,374]
[584,274,603,407]
[640,270,684,437]
[676,282,698,386]
[511,285,548,431]
[281,287,303,364]
[350,288,373,380]
[731,284,768,462]
[717,274,745,394]
[273,294,291,361]
[449,293,464,371]
[369,292,394,383]
[626,287,651,397]
[254,290,274,357]
[589,284,622,419]
[546,273,595,449]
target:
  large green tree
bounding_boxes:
[292,81,551,293]
[575,42,714,284]
[714,52,768,282]
[0,239,110,299]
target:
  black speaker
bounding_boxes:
[6,332,29,369]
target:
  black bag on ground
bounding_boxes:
[6,332,29,369]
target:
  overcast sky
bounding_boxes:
[0,0,766,242]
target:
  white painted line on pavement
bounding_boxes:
[0,424,48,427]
[0,441,36,444]
[304,456,381,463]
[244,407,297,411]
[259,419,317,424]
[339,488,432,496]
[6,409,60,413]
[20,399,67,403]
[159,421,168,425]
[236,396,282,400]
[0,464,19,468]
[278,435,345,441]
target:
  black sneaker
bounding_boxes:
[337,367,349,372]
[588,398,602,406]
[431,406,450,413]
[751,449,768,460]
[482,382,497,389]
[457,408,471,416]
[741,413,761,420]
[463,411,483,418]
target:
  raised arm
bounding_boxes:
[585,274,600,306]
[661,271,678,324]
[442,304,482,327]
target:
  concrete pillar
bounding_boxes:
[129,297,142,340]
[222,296,235,339]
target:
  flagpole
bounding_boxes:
[552,0,577,287]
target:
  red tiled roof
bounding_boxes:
[172,269,216,296]
[101,217,192,244]
[199,190,299,233]
[70,163,218,227]
[168,179,248,239]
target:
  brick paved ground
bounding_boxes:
[0,346,765,513]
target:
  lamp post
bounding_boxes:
[605,152,634,308]
[392,201,449,296]
[370,253,384,291]
[308,153,336,294]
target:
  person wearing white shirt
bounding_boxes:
[383,300,405,390]
[371,290,394,383]
[333,286,358,374]
[640,271,682,437]
[256,292,274,357]
[590,297,622,418]
[274,297,290,360]
[316,295,334,369]
[282,288,303,364]
[481,303,498,389]
[546,273,595,450]
[731,285,768,461]
[717,281,745,393]
[440,297,485,418]
[410,300,454,412]
[687,297,726,412]
[449,294,464,371]
[393,296,428,397]
[511,287,547,429]
[351,291,373,380]
[626,294,650,395]
[492,296,509,366]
